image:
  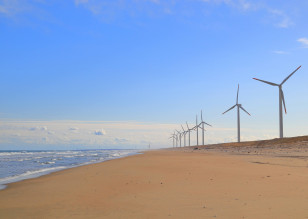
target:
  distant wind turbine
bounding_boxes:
[176,130,182,147]
[199,110,212,145]
[222,84,251,143]
[186,122,193,147]
[195,115,199,146]
[174,130,180,147]
[253,66,301,138]
[174,131,178,147]
[169,136,173,147]
[181,125,187,147]
[169,132,176,147]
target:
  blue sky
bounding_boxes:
[1,0,308,149]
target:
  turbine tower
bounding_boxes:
[222,84,251,143]
[174,130,178,147]
[186,122,192,147]
[170,131,176,147]
[199,110,212,145]
[253,66,301,138]
[176,130,182,147]
[181,125,187,147]
[195,115,199,146]
[169,135,175,147]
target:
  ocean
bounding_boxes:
[0,149,140,190]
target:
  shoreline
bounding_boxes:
[1,149,308,218]
[0,149,141,191]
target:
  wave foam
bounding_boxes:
[0,166,66,186]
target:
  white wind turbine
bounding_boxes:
[199,110,212,145]
[222,84,251,143]
[253,66,301,138]
[195,115,199,146]
[186,122,193,147]
[181,125,187,147]
[174,131,178,147]
[169,135,174,147]
[169,131,176,147]
[176,130,182,147]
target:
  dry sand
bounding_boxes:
[1,142,308,218]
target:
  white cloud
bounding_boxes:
[29,126,48,131]
[268,9,293,28]
[0,120,180,149]
[69,127,79,131]
[200,0,293,28]
[0,0,22,15]
[94,129,106,136]
[238,0,251,11]
[0,0,39,16]
[0,0,295,30]
[273,50,289,55]
[278,17,292,28]
[114,137,129,143]
[297,38,308,48]
[200,0,257,11]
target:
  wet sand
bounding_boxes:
[0,148,308,218]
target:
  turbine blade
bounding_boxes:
[204,122,212,127]
[237,84,239,104]
[240,105,251,116]
[201,110,203,122]
[253,78,279,86]
[281,65,301,85]
[186,121,189,129]
[222,104,236,114]
[281,89,287,114]
[199,127,206,131]
[181,125,185,132]
[196,115,198,125]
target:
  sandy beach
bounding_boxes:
[1,145,308,218]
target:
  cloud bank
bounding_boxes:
[0,120,277,150]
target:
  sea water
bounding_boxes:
[0,149,140,190]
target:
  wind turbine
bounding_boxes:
[195,115,199,146]
[170,132,176,147]
[174,131,178,147]
[186,122,193,147]
[181,125,187,147]
[253,66,301,138]
[169,135,174,148]
[176,130,182,147]
[222,84,251,143]
[199,110,212,145]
